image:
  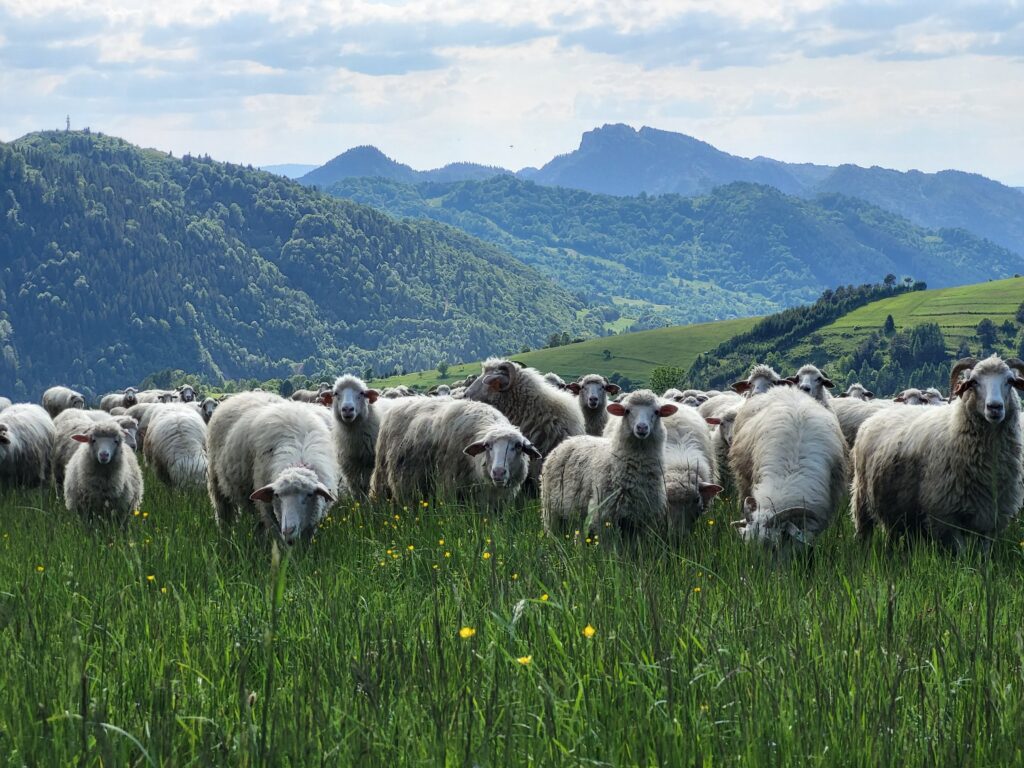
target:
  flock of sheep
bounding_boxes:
[1,352,1021,555]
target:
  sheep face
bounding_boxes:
[178,385,196,403]
[157,392,176,404]
[464,433,541,486]
[71,393,86,409]
[842,384,874,401]
[790,366,834,400]
[249,467,336,546]
[607,397,678,440]
[569,378,620,411]
[72,430,123,465]
[954,362,1024,424]
[123,389,139,407]
[467,360,516,398]
[327,378,379,423]
[895,388,926,405]
[200,398,218,422]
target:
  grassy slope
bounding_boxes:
[379,317,758,389]
[4,475,1024,764]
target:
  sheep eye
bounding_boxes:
[623,409,631,416]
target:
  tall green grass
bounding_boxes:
[3,472,1024,765]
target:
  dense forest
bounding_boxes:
[0,131,591,397]
[328,174,1023,327]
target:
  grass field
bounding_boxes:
[5,471,1024,764]
[378,317,759,390]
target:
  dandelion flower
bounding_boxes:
[693,587,701,593]
[458,626,476,639]
[540,593,549,602]
[407,544,415,551]
[133,510,141,517]
[160,586,168,594]
[707,519,715,526]
[482,551,491,560]
[35,565,44,573]
[582,624,596,639]
[142,511,149,519]
[444,551,451,558]
[511,572,519,581]
[146,575,155,582]
[438,538,445,546]
[516,655,532,666]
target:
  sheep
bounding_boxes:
[541,390,677,538]
[729,387,848,552]
[787,364,835,407]
[0,397,10,412]
[207,393,338,545]
[730,363,787,397]
[894,388,928,405]
[464,358,585,478]
[52,409,138,486]
[662,405,722,538]
[191,397,218,423]
[680,389,708,405]
[176,384,197,403]
[371,398,540,507]
[99,387,139,411]
[430,385,452,397]
[291,383,331,403]
[42,386,85,418]
[851,356,1024,553]
[63,421,143,524]
[0,404,55,486]
[322,375,392,497]
[568,374,621,436]
[923,387,947,405]
[543,372,568,390]
[831,397,892,448]
[135,389,177,404]
[698,391,743,420]
[839,383,875,401]
[144,406,208,489]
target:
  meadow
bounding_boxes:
[4,469,1024,765]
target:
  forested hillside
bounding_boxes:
[0,131,590,397]
[329,175,1023,324]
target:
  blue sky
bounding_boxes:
[1,0,1022,183]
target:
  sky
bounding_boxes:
[1,0,1023,184]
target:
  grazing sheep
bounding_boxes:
[541,390,677,537]
[322,375,391,497]
[568,374,621,436]
[851,356,1024,552]
[371,398,540,508]
[839,383,875,401]
[99,387,139,411]
[0,404,55,486]
[63,421,143,524]
[543,372,568,390]
[788,364,835,408]
[662,405,722,538]
[191,397,218,423]
[894,388,928,405]
[729,387,848,552]
[292,383,331,403]
[831,397,892,448]
[730,364,787,397]
[144,406,208,489]
[42,386,85,418]
[464,358,585,474]
[0,397,10,412]
[207,393,338,545]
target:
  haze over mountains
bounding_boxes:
[301,123,1024,254]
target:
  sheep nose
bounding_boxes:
[588,398,599,408]
[97,452,111,463]
[281,524,297,541]
[986,403,1004,418]
[634,424,650,437]
[800,385,812,393]
[491,468,508,483]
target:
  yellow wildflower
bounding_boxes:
[516,655,532,666]
[146,575,155,582]
[482,551,491,560]
[540,593,549,602]
[582,624,596,639]
[438,538,445,546]
[407,544,415,551]
[35,565,44,573]
[458,626,476,639]
[693,587,701,593]
[444,551,451,558]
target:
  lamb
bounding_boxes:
[568,374,621,436]
[851,356,1024,553]
[730,363,787,397]
[371,398,540,508]
[42,386,85,418]
[322,375,392,497]
[191,397,218,423]
[144,405,208,489]
[292,383,331,403]
[207,393,338,545]
[464,358,585,468]
[839,383,875,401]
[63,421,143,524]
[729,386,848,552]
[430,385,452,397]
[0,404,55,486]
[661,405,722,538]
[788,364,835,408]
[541,390,677,537]
[99,387,139,411]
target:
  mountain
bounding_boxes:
[299,146,508,188]
[260,163,318,179]
[327,174,1024,326]
[0,131,590,397]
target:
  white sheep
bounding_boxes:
[851,356,1024,553]
[662,388,684,402]
[0,404,55,486]
[99,387,139,411]
[371,398,540,507]
[207,393,338,545]
[662,405,722,538]
[63,420,143,524]
[52,410,139,487]
[729,387,848,552]
[144,405,208,489]
[839,383,875,401]
[730,363,787,397]
[568,374,621,436]
[42,386,85,418]
[322,375,392,497]
[541,390,677,537]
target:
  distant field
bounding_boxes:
[378,317,759,389]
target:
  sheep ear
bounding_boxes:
[249,486,275,503]
[604,384,621,395]
[483,374,504,391]
[730,380,750,393]
[318,392,333,406]
[463,441,487,457]
[821,378,835,389]
[567,383,581,394]
[705,417,721,426]
[699,483,723,504]
[522,442,543,459]
[658,404,678,417]
[953,380,974,398]
[314,484,336,503]
[71,434,89,443]
[607,403,626,417]
[364,389,380,404]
